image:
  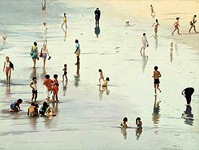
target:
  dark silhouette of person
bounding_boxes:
[94,8,101,27]
[95,26,100,38]
[182,87,194,105]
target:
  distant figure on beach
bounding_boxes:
[3,56,14,84]
[102,77,110,87]
[40,44,50,68]
[172,17,180,35]
[121,117,128,128]
[2,32,7,45]
[150,5,155,17]
[152,19,160,34]
[182,87,194,106]
[94,8,101,27]
[41,0,46,17]
[30,77,38,102]
[74,39,80,65]
[9,99,23,112]
[27,102,39,117]
[136,117,142,129]
[140,33,149,56]
[189,15,197,33]
[43,74,53,103]
[30,42,39,68]
[61,13,67,31]
[62,64,68,82]
[98,69,104,85]
[152,66,161,95]
[42,22,48,45]
[142,54,148,73]
[95,26,100,38]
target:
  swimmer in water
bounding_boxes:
[172,17,180,35]
[102,77,110,87]
[136,117,142,129]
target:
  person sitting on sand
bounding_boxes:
[39,102,49,116]
[27,102,39,117]
[172,17,180,35]
[136,117,142,129]
[182,87,194,106]
[98,69,104,85]
[121,117,128,128]
[189,15,197,33]
[102,77,110,87]
[10,99,23,112]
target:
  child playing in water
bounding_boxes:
[136,117,142,129]
[30,77,37,102]
[98,69,104,85]
[152,66,161,95]
[62,64,67,82]
[102,77,110,87]
[9,99,23,112]
[27,102,39,117]
[172,17,180,35]
[121,117,128,128]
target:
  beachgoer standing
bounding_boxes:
[182,87,194,106]
[74,39,80,65]
[3,56,14,84]
[94,8,101,27]
[152,19,160,34]
[140,33,149,56]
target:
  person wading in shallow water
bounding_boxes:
[182,87,194,106]
[74,39,80,65]
[94,8,101,27]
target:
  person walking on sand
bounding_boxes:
[40,44,50,68]
[94,8,101,27]
[30,42,39,68]
[152,66,161,95]
[152,19,160,34]
[140,33,149,56]
[3,56,14,84]
[150,5,155,17]
[43,74,53,103]
[61,13,67,31]
[74,39,80,65]
[41,0,46,17]
[189,15,197,33]
[182,87,194,106]
[172,17,180,35]
[42,22,48,45]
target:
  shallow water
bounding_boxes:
[0,0,199,150]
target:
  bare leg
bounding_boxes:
[172,29,176,35]
[8,70,11,83]
[189,26,192,33]
[43,57,46,68]
[56,94,58,101]
[177,29,180,35]
[154,84,157,95]
[194,26,197,33]
[157,84,161,92]
[140,47,143,56]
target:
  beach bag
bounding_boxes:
[9,61,14,69]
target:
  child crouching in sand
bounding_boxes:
[9,99,23,112]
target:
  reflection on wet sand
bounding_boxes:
[52,102,59,114]
[135,128,142,140]
[98,85,110,100]
[154,34,158,51]
[41,0,46,17]
[30,67,37,80]
[170,42,173,63]
[40,67,46,81]
[152,96,161,125]
[74,64,80,87]
[95,25,100,38]
[121,128,127,139]
[5,84,11,96]
[182,105,194,126]
[142,54,148,73]
[29,117,38,130]
[63,81,68,96]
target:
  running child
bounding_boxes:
[98,69,104,85]
[30,77,38,102]
[152,66,161,95]
[9,99,23,112]
[62,64,67,82]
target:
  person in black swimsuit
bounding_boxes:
[182,87,194,105]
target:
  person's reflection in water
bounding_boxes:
[63,26,67,41]
[95,25,100,38]
[63,80,68,96]
[182,105,194,126]
[98,85,110,100]
[152,95,161,125]
[121,128,127,140]
[5,83,11,96]
[154,34,158,51]
[29,117,38,130]
[135,128,142,140]
[52,102,59,114]
[30,67,37,80]
[170,42,173,63]
[175,43,178,55]
[40,67,46,81]
[142,54,148,73]
[74,64,80,87]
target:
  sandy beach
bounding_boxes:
[0,0,199,150]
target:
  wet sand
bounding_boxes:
[0,0,199,150]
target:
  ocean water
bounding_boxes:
[0,0,199,150]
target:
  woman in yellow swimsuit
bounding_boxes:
[61,13,67,31]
